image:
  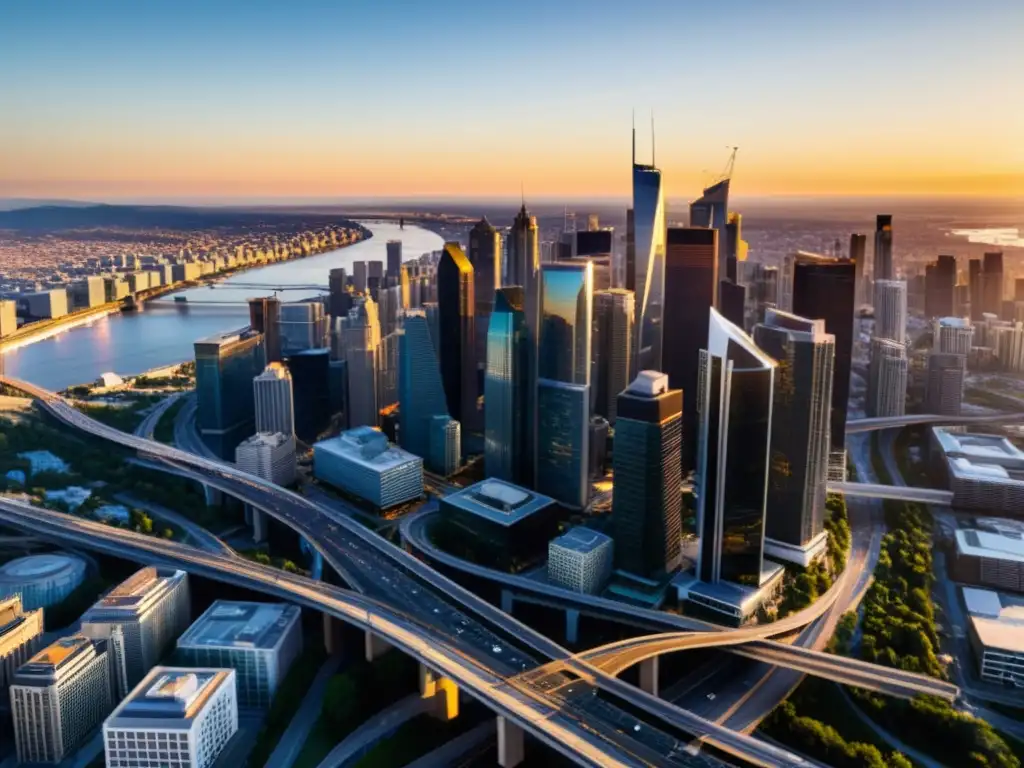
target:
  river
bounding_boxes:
[1,221,444,390]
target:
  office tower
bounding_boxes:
[79,568,190,701]
[343,298,381,428]
[547,527,613,595]
[377,330,401,410]
[539,263,593,385]
[247,296,281,363]
[724,212,747,280]
[611,371,683,578]
[253,363,294,436]
[664,227,717,467]
[696,309,775,586]
[194,330,265,459]
[720,279,746,328]
[428,415,461,476]
[536,380,590,508]
[177,602,301,709]
[926,353,966,416]
[984,252,1005,317]
[285,348,331,442]
[873,279,908,343]
[0,596,44,696]
[377,284,400,337]
[11,636,112,764]
[235,432,296,486]
[690,178,730,302]
[778,253,795,312]
[924,255,957,318]
[437,242,478,431]
[753,310,834,566]
[574,229,614,290]
[994,322,1024,372]
[353,261,367,293]
[368,260,384,289]
[328,267,352,318]
[849,233,867,308]
[969,258,984,320]
[484,287,528,482]
[633,131,667,373]
[386,239,402,284]
[867,338,908,417]
[625,208,635,292]
[103,668,238,768]
[279,301,327,355]
[469,217,501,371]
[791,252,855,471]
[873,214,893,281]
[399,311,456,473]
[313,428,424,509]
[738,261,778,331]
[934,317,974,355]
[593,289,634,423]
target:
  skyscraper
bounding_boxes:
[664,227,717,468]
[278,301,328,355]
[353,261,368,293]
[867,338,908,417]
[934,317,974,355]
[253,363,295,436]
[469,217,501,374]
[386,240,403,285]
[437,242,478,431]
[536,380,590,509]
[625,208,635,293]
[791,252,855,472]
[328,268,352,319]
[720,279,746,329]
[690,178,730,302]
[399,311,455,474]
[538,263,593,386]
[926,352,966,416]
[873,279,908,343]
[632,131,667,373]
[984,252,1005,317]
[285,349,331,442]
[194,330,265,459]
[484,287,528,483]
[752,310,834,566]
[593,289,634,424]
[849,233,867,308]
[969,258,984,320]
[873,214,893,282]
[924,255,957,319]
[247,296,281,363]
[696,309,775,587]
[611,371,682,578]
[343,298,381,428]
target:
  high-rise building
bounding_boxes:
[103,668,238,768]
[849,233,868,308]
[873,279,908,343]
[469,217,501,371]
[0,595,44,698]
[285,348,331,442]
[547,527,614,595]
[353,261,367,293]
[696,309,776,587]
[484,287,528,483]
[194,330,265,459]
[428,415,461,476]
[984,252,1005,317]
[993,321,1024,372]
[386,240,403,285]
[313,428,423,509]
[398,311,454,473]
[752,310,834,566]
[924,255,957,318]
[611,371,683,578]
[737,261,778,332]
[437,242,478,431]
[368,261,384,295]
[0,299,18,339]
[867,338,908,417]
[235,432,296,486]
[926,353,966,416]
[328,268,351,318]
[538,263,593,386]
[663,226,717,466]
[536,379,590,509]
[11,636,112,764]
[253,363,294,436]
[633,133,667,373]
[572,229,613,290]
[624,208,635,293]
[343,298,381,428]
[690,178,730,303]
[873,214,893,282]
[247,297,281,363]
[791,252,855,471]
[593,289,634,424]
[278,302,327,355]
[719,279,746,329]
[934,317,974,356]
[969,258,984,320]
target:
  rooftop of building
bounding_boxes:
[937,317,972,328]
[177,600,300,651]
[933,428,1024,465]
[15,635,97,682]
[956,527,1024,563]
[707,307,777,370]
[550,526,612,555]
[0,552,85,581]
[82,567,185,617]
[314,428,422,472]
[442,479,556,527]
[256,363,290,380]
[107,668,232,727]
[238,432,293,449]
[964,587,1024,654]
[194,327,259,349]
[626,371,670,398]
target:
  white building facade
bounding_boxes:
[235,432,296,486]
[547,527,613,594]
[253,364,295,436]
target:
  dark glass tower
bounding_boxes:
[593,289,634,423]
[611,371,683,577]
[484,287,527,482]
[969,258,984,320]
[248,296,281,363]
[696,309,775,586]
[663,227,717,469]
[194,330,265,460]
[873,214,893,282]
[690,178,730,303]
[399,311,454,473]
[633,137,666,373]
[984,251,1004,317]
[469,217,501,373]
[386,240,402,286]
[285,348,330,443]
[752,310,835,563]
[925,255,956,319]
[437,242,477,431]
[849,233,867,308]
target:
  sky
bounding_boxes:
[1,0,1023,202]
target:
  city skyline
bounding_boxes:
[2,1,1022,201]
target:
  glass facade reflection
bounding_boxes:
[696,309,774,586]
[194,330,265,460]
[399,312,452,473]
[539,263,593,385]
[536,379,589,509]
[690,178,730,299]
[633,164,666,373]
[437,242,477,432]
[484,288,527,483]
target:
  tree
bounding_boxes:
[162,528,174,539]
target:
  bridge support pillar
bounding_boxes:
[419,664,459,721]
[323,614,344,656]
[364,631,392,662]
[501,589,514,615]
[565,608,579,645]
[497,716,524,768]
[203,485,222,507]
[248,506,267,543]
[310,549,323,581]
[639,657,659,697]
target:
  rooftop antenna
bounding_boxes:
[520,180,525,207]
[631,110,636,166]
[651,112,656,166]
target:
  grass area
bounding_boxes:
[74,393,163,433]
[154,396,188,444]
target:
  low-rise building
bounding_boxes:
[953,526,1024,593]
[964,587,1024,687]
[103,667,238,768]
[176,601,301,708]
[235,432,296,486]
[0,553,88,610]
[18,289,68,321]
[313,427,423,509]
[547,527,613,594]
[0,299,17,337]
[931,428,1024,514]
[68,276,106,310]
[0,596,44,696]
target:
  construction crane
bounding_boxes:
[721,146,739,181]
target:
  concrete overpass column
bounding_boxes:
[249,507,267,543]
[418,663,459,721]
[565,608,580,645]
[203,485,222,507]
[500,589,514,615]
[497,716,524,768]
[323,614,344,656]
[364,631,392,662]
[639,657,659,697]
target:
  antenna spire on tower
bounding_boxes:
[631,110,636,166]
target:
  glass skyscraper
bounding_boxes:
[690,178,730,303]
[469,217,501,375]
[484,287,527,483]
[437,242,478,432]
[194,330,265,460]
[399,311,455,474]
[539,263,593,386]
[593,289,634,424]
[632,148,666,373]
[696,308,775,587]
[536,380,590,509]
[611,371,683,578]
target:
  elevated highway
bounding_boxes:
[828,482,954,505]
[846,412,1024,433]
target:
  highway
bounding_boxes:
[828,481,953,505]
[133,392,183,440]
[2,376,821,768]
[845,411,1024,433]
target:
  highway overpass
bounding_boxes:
[827,481,954,505]
[846,412,1024,433]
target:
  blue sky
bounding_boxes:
[2,0,1022,200]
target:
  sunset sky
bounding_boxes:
[2,0,1022,202]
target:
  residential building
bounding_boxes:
[593,289,634,424]
[11,636,112,763]
[547,527,614,594]
[253,363,294,436]
[235,432,296,486]
[176,601,301,708]
[398,311,453,473]
[484,287,528,483]
[867,338,908,417]
[19,290,68,321]
[611,371,683,578]
[934,317,974,356]
[993,322,1024,372]
[925,353,966,416]
[0,299,18,337]
[103,668,238,768]
[873,279,908,343]
[194,330,265,459]
[68,276,106,310]
[0,596,44,696]
[313,427,423,509]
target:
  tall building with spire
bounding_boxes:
[469,217,501,376]
[437,242,477,433]
[690,178,731,303]
[632,125,667,374]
